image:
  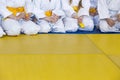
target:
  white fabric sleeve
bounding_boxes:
[98,0,110,19]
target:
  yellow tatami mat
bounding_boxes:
[0,34,102,54]
[0,54,120,80]
[109,55,120,67]
[0,34,120,80]
[87,34,120,55]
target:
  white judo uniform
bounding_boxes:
[78,0,94,31]
[33,0,65,33]
[0,0,40,36]
[63,0,94,31]
[90,0,99,27]
[61,0,79,32]
[62,0,94,31]
[0,15,6,37]
[98,0,120,32]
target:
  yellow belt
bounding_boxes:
[72,6,79,13]
[4,6,29,21]
[72,6,85,28]
[45,10,52,17]
[89,7,97,13]
[7,6,26,16]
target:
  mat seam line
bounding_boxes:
[85,35,120,70]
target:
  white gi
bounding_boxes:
[0,15,6,37]
[90,0,99,27]
[98,0,120,32]
[33,0,65,33]
[62,0,94,31]
[0,0,40,36]
[61,0,79,32]
[79,0,94,31]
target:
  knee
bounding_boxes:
[83,17,94,31]
[23,22,40,35]
[65,24,78,32]
[53,26,65,33]
[84,25,94,31]
[6,29,21,36]
[7,26,21,36]
[83,22,94,31]
[39,24,51,33]
[65,20,78,32]
[99,21,109,32]
[88,23,94,31]
[53,22,65,33]
[24,28,39,35]
[99,25,109,32]
[3,19,21,35]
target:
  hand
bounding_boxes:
[7,14,17,20]
[78,16,83,23]
[44,17,53,22]
[117,14,120,22]
[51,13,59,23]
[106,18,115,27]
[50,17,57,23]
[17,12,26,20]
[72,13,78,19]
[24,13,32,21]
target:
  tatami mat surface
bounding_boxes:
[0,34,120,80]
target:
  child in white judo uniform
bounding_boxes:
[61,0,79,32]
[98,0,120,32]
[33,0,65,33]
[62,0,94,32]
[90,0,99,27]
[0,0,40,36]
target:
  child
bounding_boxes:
[62,0,94,31]
[98,0,120,32]
[61,0,78,32]
[33,0,65,33]
[90,0,99,27]
[0,0,40,36]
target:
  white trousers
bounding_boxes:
[91,15,99,27]
[63,17,79,32]
[99,10,120,32]
[2,19,40,36]
[79,16,94,31]
[0,15,5,37]
[38,19,65,33]
[99,20,120,32]
[0,26,5,37]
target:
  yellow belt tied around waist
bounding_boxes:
[72,6,85,28]
[89,7,97,14]
[45,10,52,17]
[73,6,79,13]
[6,6,28,19]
